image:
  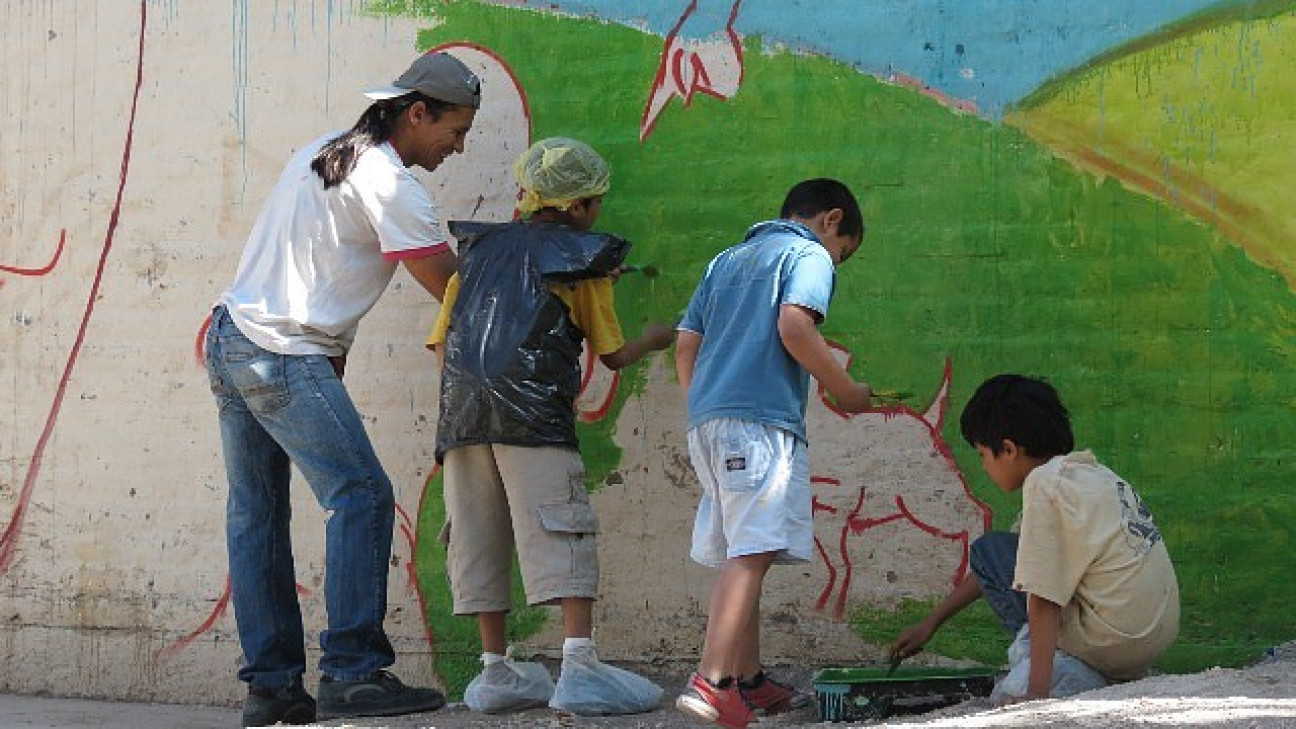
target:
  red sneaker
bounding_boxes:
[675,673,755,729]
[739,670,812,716]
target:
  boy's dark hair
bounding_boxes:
[311,93,456,188]
[960,374,1075,458]
[780,178,865,239]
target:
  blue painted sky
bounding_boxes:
[485,0,1231,117]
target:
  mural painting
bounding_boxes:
[1,0,1294,705]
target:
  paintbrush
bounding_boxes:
[886,652,904,677]
[873,389,914,402]
[619,264,661,278]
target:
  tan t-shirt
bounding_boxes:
[1014,451,1180,680]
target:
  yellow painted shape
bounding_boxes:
[1008,12,1296,288]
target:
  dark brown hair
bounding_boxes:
[310,93,455,188]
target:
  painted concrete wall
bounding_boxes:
[2,0,1294,705]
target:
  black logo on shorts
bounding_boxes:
[725,456,747,472]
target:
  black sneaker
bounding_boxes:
[242,684,316,727]
[317,670,446,719]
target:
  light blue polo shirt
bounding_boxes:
[678,220,836,443]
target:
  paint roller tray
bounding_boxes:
[812,666,998,722]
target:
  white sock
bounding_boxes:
[563,637,595,657]
[481,651,507,666]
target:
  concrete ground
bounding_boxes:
[0,692,776,729]
[5,646,1296,728]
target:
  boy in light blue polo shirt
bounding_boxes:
[674,179,874,728]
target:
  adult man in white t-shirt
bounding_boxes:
[205,52,478,727]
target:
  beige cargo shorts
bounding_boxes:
[440,443,600,613]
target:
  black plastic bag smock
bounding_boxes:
[435,220,629,461]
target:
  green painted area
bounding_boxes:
[1011,3,1296,287]
[853,599,1009,668]
[376,0,1296,687]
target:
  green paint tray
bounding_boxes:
[812,666,998,722]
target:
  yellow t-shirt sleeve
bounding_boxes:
[557,278,625,356]
[426,273,460,349]
[430,275,623,354]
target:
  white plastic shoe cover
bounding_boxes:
[549,651,664,715]
[990,625,1108,703]
[464,660,555,714]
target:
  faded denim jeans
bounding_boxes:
[969,531,1027,634]
[205,306,395,688]
[971,532,1107,700]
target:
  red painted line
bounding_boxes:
[158,572,315,662]
[157,576,231,662]
[831,486,867,618]
[407,466,444,650]
[396,502,420,591]
[194,314,211,368]
[432,41,532,134]
[0,1,148,574]
[811,479,842,610]
[577,370,620,423]
[0,229,65,276]
[813,534,837,611]
[895,494,972,584]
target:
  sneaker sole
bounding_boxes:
[675,693,720,722]
[317,695,446,720]
[749,695,814,716]
[284,704,317,724]
[242,701,316,727]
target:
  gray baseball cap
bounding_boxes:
[364,52,481,109]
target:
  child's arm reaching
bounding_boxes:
[889,571,983,661]
[777,303,872,413]
[600,322,676,371]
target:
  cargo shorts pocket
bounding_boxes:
[537,502,600,535]
[536,501,600,587]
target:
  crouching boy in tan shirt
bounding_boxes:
[891,374,1179,701]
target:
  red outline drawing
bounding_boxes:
[640,0,746,141]
[809,347,993,618]
[1,2,148,574]
[0,229,66,277]
[576,345,621,423]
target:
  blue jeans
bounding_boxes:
[205,306,396,687]
[969,531,1028,635]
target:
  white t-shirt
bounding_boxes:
[219,133,450,356]
[1014,451,1180,680]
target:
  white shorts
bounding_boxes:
[686,418,813,568]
